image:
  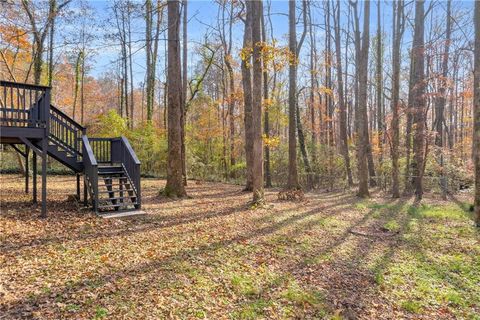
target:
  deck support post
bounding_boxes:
[33,151,37,204]
[76,173,80,200]
[25,147,29,193]
[83,175,88,207]
[41,137,47,218]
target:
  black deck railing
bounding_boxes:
[89,136,141,208]
[82,135,99,212]
[50,105,85,158]
[112,137,141,208]
[0,80,50,128]
[89,138,112,163]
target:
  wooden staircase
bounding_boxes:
[0,80,141,216]
[96,165,140,211]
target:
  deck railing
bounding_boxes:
[0,80,50,128]
[89,138,112,163]
[112,137,141,208]
[89,136,141,208]
[49,105,85,158]
[82,135,98,212]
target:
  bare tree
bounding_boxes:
[411,0,426,201]
[434,0,451,199]
[181,0,187,185]
[474,0,480,227]
[241,0,254,191]
[333,1,353,186]
[351,0,370,197]
[391,0,405,198]
[165,0,186,197]
[287,0,299,189]
[261,5,272,187]
[21,0,72,84]
[145,0,164,122]
[251,0,264,203]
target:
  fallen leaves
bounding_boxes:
[0,174,478,319]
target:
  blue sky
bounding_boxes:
[74,0,474,86]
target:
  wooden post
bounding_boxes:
[25,146,29,193]
[76,173,80,200]
[83,175,88,207]
[33,151,37,204]
[41,137,47,218]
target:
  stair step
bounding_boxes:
[97,189,133,194]
[101,177,128,181]
[100,210,146,219]
[98,171,123,175]
[99,196,135,201]
[98,202,136,210]
[102,184,132,188]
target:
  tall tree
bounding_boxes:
[375,2,383,164]
[261,6,272,187]
[21,0,72,84]
[391,0,405,198]
[145,0,163,122]
[241,0,254,191]
[287,0,299,189]
[411,0,426,200]
[251,0,264,203]
[434,0,451,199]
[474,0,480,227]
[352,0,370,197]
[181,0,187,185]
[333,0,353,186]
[222,1,237,177]
[165,0,186,197]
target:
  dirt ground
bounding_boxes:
[1,174,479,319]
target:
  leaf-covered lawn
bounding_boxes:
[1,174,479,319]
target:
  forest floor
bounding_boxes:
[1,174,479,320]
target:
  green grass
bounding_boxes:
[376,203,480,318]
[232,299,271,319]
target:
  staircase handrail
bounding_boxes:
[112,136,141,209]
[82,135,98,212]
[50,105,84,157]
[50,105,85,131]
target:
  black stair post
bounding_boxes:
[41,137,47,218]
[25,146,29,194]
[83,175,88,207]
[33,151,37,204]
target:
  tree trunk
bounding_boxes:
[181,0,187,186]
[72,50,82,121]
[145,0,153,121]
[403,54,415,193]
[251,0,264,204]
[307,3,317,168]
[165,0,187,197]
[261,11,272,188]
[241,0,254,191]
[127,4,134,128]
[47,1,56,87]
[375,2,383,167]
[287,0,299,189]
[353,0,370,197]
[473,0,480,226]
[391,0,404,198]
[434,0,451,199]
[411,0,426,201]
[333,1,353,187]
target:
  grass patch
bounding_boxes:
[401,300,423,313]
[281,282,324,308]
[232,299,271,319]
[231,274,261,297]
[383,220,400,232]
